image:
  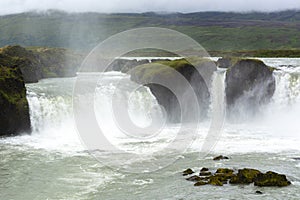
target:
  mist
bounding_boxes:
[1,0,300,15]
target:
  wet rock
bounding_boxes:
[183,168,194,176]
[229,168,261,184]
[183,166,291,188]
[208,176,224,186]
[129,58,215,123]
[225,58,276,118]
[255,191,263,194]
[200,171,212,176]
[194,181,208,186]
[217,57,232,68]
[254,171,291,187]
[213,155,229,161]
[0,64,31,136]
[216,168,234,174]
[200,167,209,172]
[186,175,206,182]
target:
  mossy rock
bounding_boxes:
[186,175,208,182]
[216,168,234,174]
[0,45,83,83]
[129,57,215,123]
[183,166,291,188]
[225,58,276,117]
[194,181,208,186]
[230,168,262,184]
[254,171,291,187]
[200,171,212,176]
[0,64,31,136]
[208,176,224,186]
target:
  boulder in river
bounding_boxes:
[129,58,215,123]
[224,58,276,117]
[229,168,262,184]
[213,155,229,161]
[254,171,291,187]
[183,168,194,176]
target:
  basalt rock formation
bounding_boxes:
[0,64,31,136]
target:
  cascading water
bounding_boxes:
[1,58,300,200]
[260,59,300,137]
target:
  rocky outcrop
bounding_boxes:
[127,57,276,123]
[0,64,31,136]
[107,59,150,73]
[221,58,276,117]
[129,58,215,122]
[0,45,83,136]
[0,45,83,83]
[254,171,291,187]
[213,155,229,160]
[183,167,291,187]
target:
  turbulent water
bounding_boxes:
[1,58,300,199]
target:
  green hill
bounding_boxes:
[0,10,300,52]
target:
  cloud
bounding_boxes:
[0,0,299,15]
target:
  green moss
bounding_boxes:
[216,168,234,174]
[130,57,212,84]
[254,171,291,187]
[194,181,208,186]
[229,168,261,184]
[208,176,224,186]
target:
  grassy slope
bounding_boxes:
[0,10,299,54]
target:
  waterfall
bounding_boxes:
[272,68,300,107]
[201,68,227,153]
[209,68,227,120]
[260,65,300,137]
[25,73,164,152]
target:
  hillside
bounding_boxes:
[0,10,299,52]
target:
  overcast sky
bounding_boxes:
[0,0,300,15]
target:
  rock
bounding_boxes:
[194,181,208,186]
[200,171,212,176]
[230,168,261,184]
[254,171,291,187]
[108,59,149,73]
[292,157,300,161]
[208,176,224,186]
[0,64,31,136]
[213,155,229,161]
[200,167,209,172]
[183,168,194,176]
[129,58,215,123]
[0,45,83,83]
[186,175,207,182]
[183,166,292,188]
[216,168,234,174]
[217,57,232,68]
[255,191,263,194]
[225,58,276,118]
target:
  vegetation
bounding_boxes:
[0,63,31,136]
[0,10,299,54]
[0,45,83,83]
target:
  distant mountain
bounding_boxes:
[0,10,299,51]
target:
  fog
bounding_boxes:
[0,0,300,15]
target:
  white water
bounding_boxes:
[1,58,300,199]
